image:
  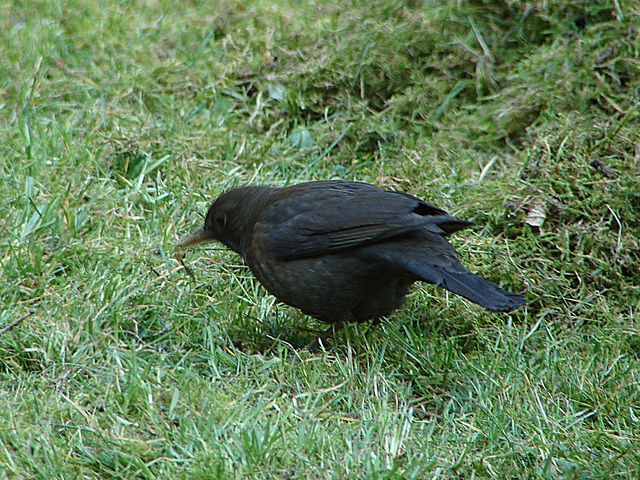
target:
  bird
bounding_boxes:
[177,180,525,349]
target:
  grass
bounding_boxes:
[1,0,639,478]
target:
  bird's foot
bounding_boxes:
[305,323,344,352]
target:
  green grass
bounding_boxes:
[1,0,639,478]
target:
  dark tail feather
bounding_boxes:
[403,258,526,312]
[432,270,526,312]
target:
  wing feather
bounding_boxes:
[253,180,471,260]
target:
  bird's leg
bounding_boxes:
[363,317,382,337]
[305,323,344,352]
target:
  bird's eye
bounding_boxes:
[214,214,227,229]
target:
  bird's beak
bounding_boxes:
[175,229,214,279]
[175,229,213,251]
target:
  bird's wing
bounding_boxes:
[254,181,472,260]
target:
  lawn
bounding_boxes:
[1,0,639,478]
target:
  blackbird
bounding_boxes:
[178,180,525,348]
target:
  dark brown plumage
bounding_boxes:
[178,180,525,346]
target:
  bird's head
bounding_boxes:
[176,186,276,258]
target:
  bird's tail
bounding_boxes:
[400,255,526,312]
[424,267,525,312]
